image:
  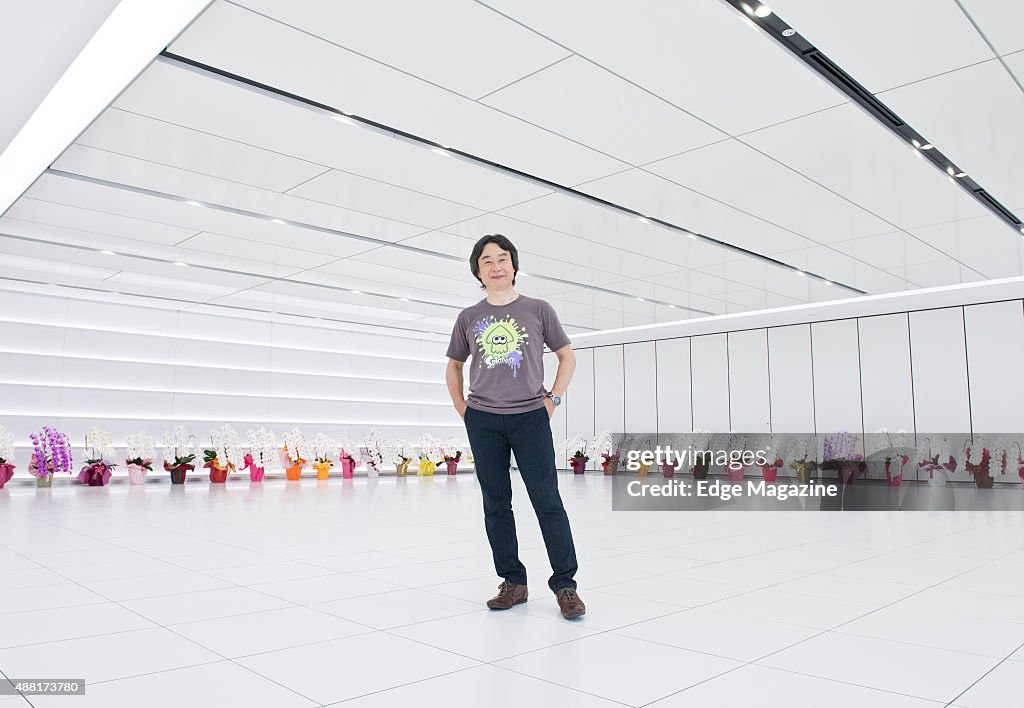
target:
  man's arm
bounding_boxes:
[543,344,576,418]
[446,358,468,418]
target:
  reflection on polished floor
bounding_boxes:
[2,474,1022,707]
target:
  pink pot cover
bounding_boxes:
[661,463,674,478]
[127,463,147,485]
[341,458,357,477]
[445,460,458,475]
[570,457,588,474]
[0,463,14,488]
[727,463,745,481]
[761,465,778,482]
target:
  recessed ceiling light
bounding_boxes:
[824,280,833,285]
[636,297,645,302]
[920,143,933,150]
[173,261,188,267]
[400,297,409,302]
[184,200,203,207]
[795,270,806,277]
[668,304,677,309]
[781,28,796,37]
[687,233,697,240]
[637,216,650,224]
[912,139,922,149]
[99,249,116,255]
[351,290,361,294]
[431,148,450,157]
[754,4,772,17]
[270,218,285,225]
[332,114,354,125]
[954,171,967,178]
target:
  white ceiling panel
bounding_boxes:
[767,0,993,92]
[480,0,845,136]
[2,198,199,246]
[0,251,117,282]
[233,0,570,99]
[24,173,382,261]
[646,139,894,243]
[881,61,1024,210]
[1008,52,1024,92]
[309,259,482,301]
[106,270,267,299]
[115,60,554,212]
[906,213,1024,279]
[437,214,683,279]
[286,169,483,230]
[177,232,335,271]
[0,0,121,154]
[481,55,726,165]
[829,231,953,270]
[959,0,1024,55]
[572,169,816,260]
[54,144,427,242]
[743,103,989,230]
[76,108,327,193]
[168,1,626,186]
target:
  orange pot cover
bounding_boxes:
[315,463,331,480]
[285,464,303,480]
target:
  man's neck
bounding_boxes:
[485,287,520,306]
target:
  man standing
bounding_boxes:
[445,234,586,619]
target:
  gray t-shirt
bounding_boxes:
[446,293,571,414]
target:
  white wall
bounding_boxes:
[563,277,1024,479]
[0,289,465,478]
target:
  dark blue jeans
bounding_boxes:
[464,405,578,593]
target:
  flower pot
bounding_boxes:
[209,467,229,483]
[315,463,332,480]
[169,466,189,484]
[835,461,865,486]
[445,460,458,475]
[36,473,54,488]
[973,470,994,489]
[126,463,147,485]
[249,466,265,482]
[791,461,816,484]
[601,457,619,475]
[418,460,436,476]
[690,463,709,480]
[761,465,779,483]
[660,463,674,478]
[285,464,303,481]
[884,458,907,487]
[341,458,356,478]
[727,463,745,481]
[0,463,15,488]
[570,456,588,474]
[395,460,409,476]
[78,462,112,486]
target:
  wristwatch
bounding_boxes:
[545,391,562,406]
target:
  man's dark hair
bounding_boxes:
[469,234,518,289]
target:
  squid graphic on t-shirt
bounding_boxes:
[473,315,529,378]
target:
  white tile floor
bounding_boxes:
[1,474,1023,707]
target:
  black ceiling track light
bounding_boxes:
[724,0,1024,237]
[157,50,868,296]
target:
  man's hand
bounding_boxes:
[456,400,468,420]
[543,396,555,420]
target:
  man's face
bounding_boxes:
[477,242,514,289]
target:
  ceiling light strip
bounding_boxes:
[157,51,864,295]
[0,346,444,385]
[722,0,1024,236]
[38,170,701,318]
[0,411,463,427]
[0,380,450,406]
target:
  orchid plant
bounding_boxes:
[916,435,955,481]
[282,428,311,467]
[84,427,118,466]
[416,433,442,464]
[125,431,155,471]
[162,426,198,469]
[29,426,73,479]
[310,433,336,467]
[439,437,463,464]
[591,430,617,464]
[756,433,783,468]
[206,424,243,471]
[0,426,15,466]
[557,434,589,461]
[246,427,278,470]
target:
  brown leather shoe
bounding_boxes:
[555,588,586,618]
[486,580,528,609]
